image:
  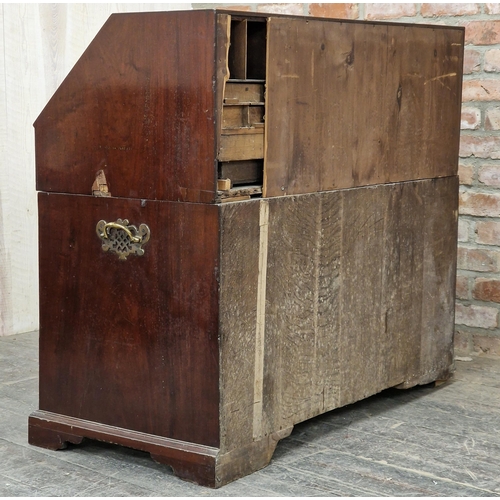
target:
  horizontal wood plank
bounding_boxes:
[219,133,264,161]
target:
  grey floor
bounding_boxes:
[1,331,500,497]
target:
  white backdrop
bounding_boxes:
[0,3,190,336]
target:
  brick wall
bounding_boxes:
[212,2,500,357]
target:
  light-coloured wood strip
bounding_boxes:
[221,127,264,136]
[217,178,232,191]
[253,199,269,440]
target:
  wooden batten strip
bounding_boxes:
[253,199,269,440]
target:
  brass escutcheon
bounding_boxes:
[96,219,150,260]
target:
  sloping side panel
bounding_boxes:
[35,10,217,203]
[264,18,464,197]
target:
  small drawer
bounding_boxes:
[218,133,264,162]
[222,105,265,128]
[224,82,264,104]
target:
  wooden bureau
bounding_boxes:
[29,10,464,487]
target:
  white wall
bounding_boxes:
[0,3,191,336]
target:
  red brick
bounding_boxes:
[364,3,417,20]
[421,3,479,17]
[472,335,500,356]
[476,220,500,245]
[457,246,500,272]
[309,3,358,19]
[256,4,304,14]
[485,3,500,15]
[485,107,500,130]
[458,164,474,185]
[484,49,500,73]
[456,274,469,299]
[462,80,500,101]
[454,330,471,355]
[473,278,500,303]
[465,21,500,45]
[478,165,500,186]
[459,135,500,159]
[455,303,498,329]
[458,218,470,242]
[461,107,481,130]
[463,49,481,74]
[460,191,500,217]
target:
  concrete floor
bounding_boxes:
[1,331,500,496]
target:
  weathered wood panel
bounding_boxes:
[381,183,425,387]
[264,18,464,197]
[418,176,459,385]
[220,177,457,450]
[264,193,343,429]
[337,185,387,406]
[38,193,220,447]
[218,200,260,454]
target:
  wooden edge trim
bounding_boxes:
[29,410,218,458]
[28,410,219,487]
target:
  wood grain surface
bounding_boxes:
[219,176,458,451]
[218,200,260,454]
[37,192,220,447]
[264,18,464,197]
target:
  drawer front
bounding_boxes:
[218,132,264,162]
[224,82,264,104]
[38,192,220,447]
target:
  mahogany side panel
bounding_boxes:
[35,11,217,203]
[264,18,464,197]
[37,192,220,447]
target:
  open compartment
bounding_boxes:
[218,16,267,202]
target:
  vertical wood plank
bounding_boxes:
[418,176,459,384]
[264,192,343,429]
[316,193,343,411]
[218,200,260,453]
[380,182,425,387]
[253,200,269,440]
[264,195,320,429]
[338,186,386,406]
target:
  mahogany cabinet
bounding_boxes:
[29,10,464,487]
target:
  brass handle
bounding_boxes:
[96,219,150,260]
[99,221,142,243]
